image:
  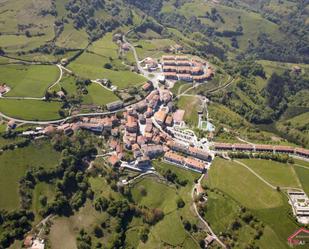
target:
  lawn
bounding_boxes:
[82,83,119,106]
[0,141,60,211]
[0,64,60,97]
[176,96,201,127]
[238,159,301,188]
[0,99,63,121]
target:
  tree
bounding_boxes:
[93,225,103,238]
[176,197,185,208]
[104,63,112,69]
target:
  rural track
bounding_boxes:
[191,174,227,248]
[234,160,303,192]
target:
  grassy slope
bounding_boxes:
[293,166,309,196]
[0,141,60,210]
[238,159,301,188]
[83,83,119,106]
[206,158,300,249]
[0,99,62,120]
[130,160,201,249]
[176,96,201,127]
[0,64,59,97]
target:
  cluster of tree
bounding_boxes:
[265,70,309,119]
[92,194,164,248]
[203,8,225,23]
[0,137,30,152]
[65,0,132,41]
[160,169,188,186]
[0,210,34,248]
[135,17,164,35]
[227,151,294,164]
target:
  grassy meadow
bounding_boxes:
[205,158,301,249]
[0,141,60,211]
[83,83,119,106]
[0,99,63,120]
[0,64,60,97]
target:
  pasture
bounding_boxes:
[206,158,301,249]
[68,52,145,89]
[0,99,63,120]
[0,141,60,211]
[238,159,301,188]
[0,64,60,97]
[83,83,119,106]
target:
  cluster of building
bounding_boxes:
[162,55,213,82]
[288,191,309,224]
[120,89,174,169]
[164,141,213,173]
[213,142,309,158]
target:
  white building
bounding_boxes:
[288,191,309,224]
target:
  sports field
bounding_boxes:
[0,64,60,97]
[0,99,63,121]
[0,142,60,210]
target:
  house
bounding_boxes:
[0,84,9,95]
[184,157,205,172]
[108,155,120,167]
[145,121,153,133]
[175,55,188,61]
[142,82,153,91]
[126,115,138,133]
[31,239,45,249]
[79,123,104,133]
[193,75,206,82]
[188,146,212,161]
[213,143,233,150]
[164,151,185,165]
[173,110,185,125]
[154,109,167,125]
[176,66,191,74]
[106,100,124,111]
[122,43,130,51]
[233,143,254,151]
[43,125,56,135]
[295,147,309,158]
[164,72,178,80]
[176,60,191,66]
[165,116,173,127]
[162,55,175,61]
[273,145,294,154]
[7,120,16,129]
[163,60,176,66]
[254,144,274,152]
[141,144,164,159]
[191,66,203,75]
[178,74,192,82]
[24,235,34,248]
[136,156,151,168]
[163,66,177,72]
[56,91,65,98]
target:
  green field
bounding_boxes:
[238,159,301,188]
[68,52,146,89]
[205,158,300,249]
[0,141,60,210]
[176,96,201,127]
[83,83,119,106]
[0,99,63,120]
[0,64,60,97]
[294,166,309,196]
